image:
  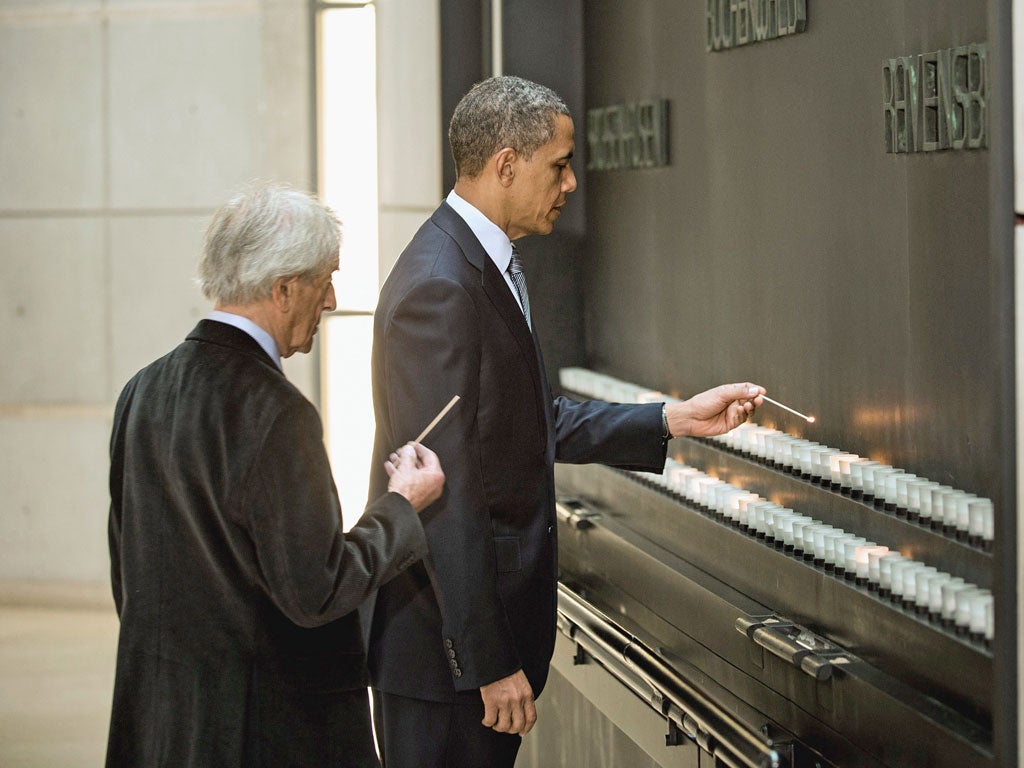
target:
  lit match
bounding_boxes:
[761,395,816,423]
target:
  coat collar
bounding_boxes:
[187,319,283,373]
[430,200,488,272]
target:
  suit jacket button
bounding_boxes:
[453,668,463,678]
[445,639,454,649]
[447,649,456,659]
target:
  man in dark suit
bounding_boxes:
[366,76,765,767]
[105,182,446,768]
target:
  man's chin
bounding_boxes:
[289,340,316,357]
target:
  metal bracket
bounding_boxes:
[573,642,589,665]
[761,725,796,765]
[666,716,685,746]
[736,614,853,681]
[556,498,601,530]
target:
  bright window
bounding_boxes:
[317,2,379,530]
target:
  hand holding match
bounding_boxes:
[388,396,461,471]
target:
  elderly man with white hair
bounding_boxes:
[105,182,445,768]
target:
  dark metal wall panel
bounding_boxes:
[579,2,1003,510]
[572,3,1016,763]
[503,0,589,380]
[440,0,486,194]
[439,1,1015,763]
[987,1,1017,761]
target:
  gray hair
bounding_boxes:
[449,75,570,179]
[198,182,341,305]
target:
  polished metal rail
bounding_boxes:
[556,583,787,768]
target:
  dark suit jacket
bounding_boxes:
[106,319,427,767]
[366,202,666,704]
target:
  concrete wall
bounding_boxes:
[376,0,442,282]
[0,0,316,585]
[0,0,442,589]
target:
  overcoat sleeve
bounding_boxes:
[245,395,428,629]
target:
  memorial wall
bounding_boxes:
[580,0,1004,507]
[499,1,1015,765]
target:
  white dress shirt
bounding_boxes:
[445,189,526,316]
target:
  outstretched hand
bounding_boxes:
[666,383,765,438]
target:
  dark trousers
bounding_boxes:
[373,689,522,768]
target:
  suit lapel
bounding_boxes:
[432,204,543,370]
[431,203,549,437]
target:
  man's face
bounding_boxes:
[283,258,338,357]
[506,114,577,240]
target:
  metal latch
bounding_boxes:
[556,498,601,529]
[735,614,852,681]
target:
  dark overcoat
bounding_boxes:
[365,202,667,706]
[106,319,427,767]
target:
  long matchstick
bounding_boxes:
[414,395,461,443]
[761,394,816,423]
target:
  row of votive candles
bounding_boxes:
[636,458,993,644]
[559,369,994,549]
[712,423,994,549]
[559,367,680,406]
[559,368,995,644]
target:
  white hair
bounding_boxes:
[198,182,341,305]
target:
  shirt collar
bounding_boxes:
[445,189,514,273]
[206,310,283,371]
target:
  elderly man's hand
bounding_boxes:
[666,383,765,438]
[385,443,445,512]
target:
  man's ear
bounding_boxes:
[271,275,298,312]
[494,147,517,187]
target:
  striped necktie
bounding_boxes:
[508,244,532,330]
